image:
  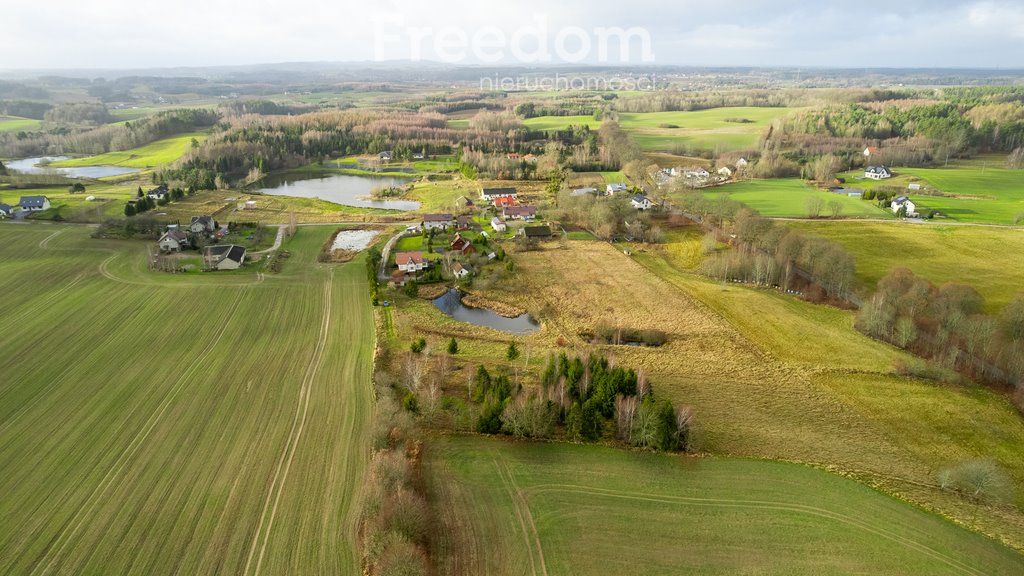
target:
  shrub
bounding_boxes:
[401,391,418,413]
[409,338,426,354]
[446,337,459,355]
[376,538,430,576]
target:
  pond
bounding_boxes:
[331,229,380,252]
[432,289,539,335]
[7,156,140,179]
[256,173,421,211]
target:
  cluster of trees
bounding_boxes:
[695,207,855,300]
[0,99,51,120]
[614,91,798,113]
[557,189,664,243]
[856,269,1024,395]
[44,102,111,125]
[469,352,692,452]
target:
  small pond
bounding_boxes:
[256,173,421,211]
[432,289,539,335]
[331,229,380,252]
[7,156,140,179]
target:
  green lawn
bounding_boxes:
[0,224,374,575]
[49,132,209,169]
[429,436,1024,576]
[0,115,42,132]
[522,114,601,131]
[0,183,138,222]
[700,179,891,218]
[783,221,1024,311]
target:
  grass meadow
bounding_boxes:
[784,221,1024,311]
[699,179,891,218]
[0,115,42,132]
[0,224,375,575]
[428,436,1024,576]
[49,132,209,169]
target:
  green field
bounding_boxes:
[0,224,374,575]
[784,221,1024,310]
[50,132,209,169]
[0,115,42,132]
[429,436,1024,576]
[0,182,138,222]
[700,179,891,218]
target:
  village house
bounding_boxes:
[491,217,507,232]
[423,213,454,231]
[631,194,653,210]
[520,225,552,239]
[503,205,538,220]
[684,167,710,179]
[456,215,478,230]
[412,152,425,160]
[493,196,518,209]
[448,233,476,256]
[190,215,217,234]
[158,229,190,252]
[19,195,50,212]
[0,203,12,218]
[480,187,517,202]
[378,150,393,162]
[147,185,169,202]
[606,183,628,195]
[452,261,472,279]
[395,251,428,273]
[891,196,917,217]
[202,245,246,271]
[865,166,892,180]
[864,146,880,158]
[457,196,476,210]
[717,165,736,177]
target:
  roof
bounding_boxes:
[19,196,49,208]
[632,194,649,204]
[866,165,891,173]
[160,230,188,242]
[481,187,517,197]
[571,187,598,196]
[491,217,506,226]
[522,226,552,238]
[607,183,628,191]
[225,245,246,263]
[148,185,169,195]
[395,251,425,265]
[493,196,517,207]
[503,205,537,217]
[894,196,910,204]
[449,234,473,251]
[191,215,214,226]
[0,203,12,214]
[423,213,453,222]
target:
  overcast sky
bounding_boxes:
[5,0,1024,70]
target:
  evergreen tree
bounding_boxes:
[124,203,136,217]
[447,337,459,355]
[506,341,520,361]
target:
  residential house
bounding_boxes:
[457,196,476,210]
[491,217,507,232]
[571,187,598,196]
[412,152,426,160]
[395,251,428,273]
[865,166,892,180]
[452,261,472,279]
[480,187,517,202]
[423,213,454,231]
[158,229,190,252]
[493,196,518,209]
[456,215,478,230]
[379,150,393,161]
[631,194,653,210]
[520,225,552,239]
[0,203,12,218]
[684,167,710,179]
[606,183,628,195]
[147,185,169,202]
[202,245,246,271]
[717,165,736,177]
[19,196,50,212]
[503,205,538,220]
[864,146,880,158]
[448,233,476,256]
[190,215,216,234]
[891,196,917,217]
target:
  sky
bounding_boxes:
[5,0,1024,70]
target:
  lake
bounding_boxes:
[7,157,140,179]
[256,173,421,211]
[432,289,539,335]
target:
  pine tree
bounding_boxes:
[447,337,459,355]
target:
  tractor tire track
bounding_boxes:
[494,457,548,576]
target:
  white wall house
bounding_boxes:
[865,166,892,180]
[395,251,428,273]
[491,217,507,232]
[19,196,50,212]
[631,194,653,210]
[891,196,917,217]
[422,214,454,231]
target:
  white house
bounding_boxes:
[379,150,393,161]
[606,183,628,195]
[452,262,472,279]
[717,166,736,177]
[423,213,454,231]
[158,229,189,252]
[865,166,892,180]
[864,146,880,158]
[480,187,517,202]
[631,194,653,210]
[736,158,749,169]
[190,215,216,234]
[891,196,917,217]
[684,167,710,179]
[395,251,428,273]
[19,196,50,212]
[202,245,246,271]
[491,217,507,232]
[147,185,169,201]
[0,203,12,218]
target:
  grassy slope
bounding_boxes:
[0,182,139,222]
[429,436,1024,576]
[701,179,892,218]
[783,221,1024,311]
[49,132,208,168]
[0,224,373,575]
[0,116,42,132]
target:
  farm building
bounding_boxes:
[491,217,507,232]
[202,245,246,271]
[448,233,476,256]
[457,196,476,210]
[190,215,216,234]
[891,196,918,217]
[503,205,538,220]
[158,230,190,252]
[480,187,517,202]
[631,194,653,210]
[865,166,892,180]
[520,225,553,239]
[395,251,428,273]
[423,213,454,231]
[19,196,50,212]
